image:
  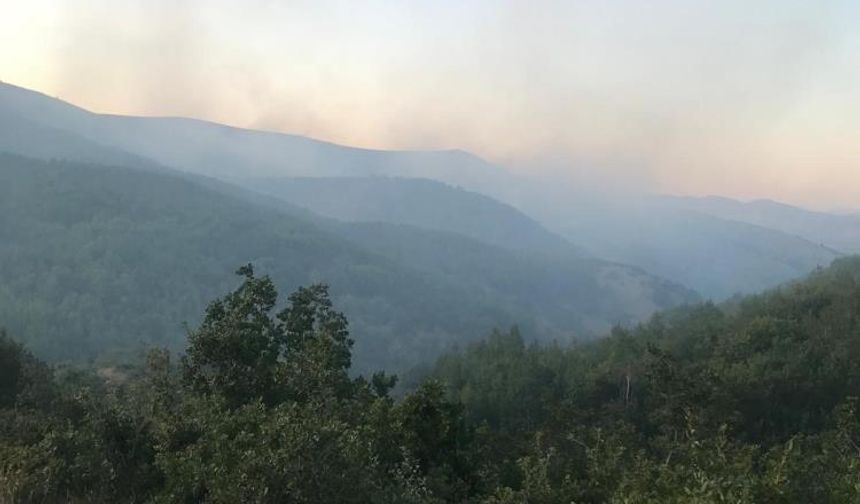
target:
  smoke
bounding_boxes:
[5,0,860,207]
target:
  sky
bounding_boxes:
[1,0,859,208]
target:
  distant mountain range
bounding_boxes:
[4,82,848,299]
[551,199,841,299]
[241,176,580,259]
[658,195,860,254]
[0,83,703,371]
[0,82,508,188]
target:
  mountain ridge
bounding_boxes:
[0,153,698,372]
[1,80,847,299]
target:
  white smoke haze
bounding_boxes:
[1,0,859,208]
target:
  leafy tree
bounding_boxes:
[5,258,860,502]
[182,264,282,407]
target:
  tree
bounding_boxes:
[278,283,354,402]
[182,264,282,406]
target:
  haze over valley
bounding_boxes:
[3,80,854,371]
[2,2,860,501]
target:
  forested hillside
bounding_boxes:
[0,82,509,188]
[331,222,686,331]
[3,1,857,501]
[2,257,860,502]
[1,81,846,300]
[0,154,695,372]
[660,194,860,253]
[429,255,860,501]
[552,200,840,299]
[241,176,578,258]
[0,110,157,169]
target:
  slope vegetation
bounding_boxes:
[0,154,696,371]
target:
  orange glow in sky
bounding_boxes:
[1,0,859,208]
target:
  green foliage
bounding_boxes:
[430,256,860,502]
[4,258,860,502]
[182,265,282,406]
[0,268,480,503]
[242,176,578,258]
[0,153,695,374]
[0,330,54,409]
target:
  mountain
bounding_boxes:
[466,180,843,299]
[535,197,841,300]
[0,81,839,300]
[0,154,697,372]
[659,195,860,253]
[329,221,690,332]
[0,82,510,189]
[242,176,579,258]
[0,109,157,169]
[0,82,583,262]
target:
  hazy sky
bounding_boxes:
[1,0,859,208]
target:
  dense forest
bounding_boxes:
[4,3,860,502]
[3,257,860,502]
[240,176,579,258]
[0,81,844,300]
[0,153,695,373]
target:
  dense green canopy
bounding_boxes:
[3,258,860,502]
[0,153,695,373]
